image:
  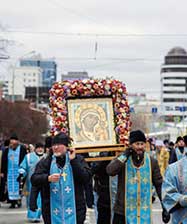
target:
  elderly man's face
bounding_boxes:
[131,141,146,155]
[52,144,67,157]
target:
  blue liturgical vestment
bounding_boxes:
[125,152,152,224]
[175,147,187,161]
[50,154,76,224]
[19,152,43,221]
[7,145,21,200]
[162,156,187,224]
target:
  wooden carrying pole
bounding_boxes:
[75,144,125,161]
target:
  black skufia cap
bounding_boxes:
[176,136,184,144]
[52,132,70,147]
[129,130,146,144]
[45,136,52,148]
[10,133,19,141]
[183,135,187,145]
[35,143,44,149]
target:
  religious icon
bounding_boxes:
[67,97,116,147]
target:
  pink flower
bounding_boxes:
[61,128,67,133]
[99,89,104,95]
[93,83,99,89]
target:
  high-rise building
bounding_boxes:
[161,47,187,121]
[7,66,42,101]
[20,55,57,87]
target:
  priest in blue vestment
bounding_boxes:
[18,143,45,222]
[169,136,187,164]
[162,154,187,224]
[30,132,91,224]
[1,134,27,208]
[107,130,170,224]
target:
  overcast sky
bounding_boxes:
[1,0,187,97]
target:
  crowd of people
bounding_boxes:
[0,130,187,224]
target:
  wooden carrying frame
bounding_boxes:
[75,144,125,162]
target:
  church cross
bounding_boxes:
[61,172,67,181]
[65,186,71,193]
[128,204,136,211]
[142,204,149,211]
[52,187,58,194]
[65,207,73,215]
[53,208,59,215]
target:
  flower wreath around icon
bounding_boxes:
[49,78,131,147]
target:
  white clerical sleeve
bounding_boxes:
[18,155,28,177]
[162,165,183,213]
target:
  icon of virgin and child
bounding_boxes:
[74,103,110,143]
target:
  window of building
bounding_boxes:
[163,98,187,102]
[175,106,181,111]
[163,91,186,94]
[163,77,187,80]
[161,68,187,72]
[163,83,186,87]
[165,106,174,111]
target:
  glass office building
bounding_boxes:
[20,58,57,87]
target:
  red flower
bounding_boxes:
[71,89,78,95]
[57,97,63,101]
[114,103,120,108]
[111,86,117,93]
[116,82,122,88]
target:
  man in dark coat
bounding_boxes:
[92,159,111,224]
[106,130,170,224]
[0,139,9,202]
[0,134,27,208]
[30,132,91,224]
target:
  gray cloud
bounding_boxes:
[1,0,187,97]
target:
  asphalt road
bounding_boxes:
[0,197,169,224]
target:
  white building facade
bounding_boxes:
[161,47,187,121]
[8,66,42,100]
